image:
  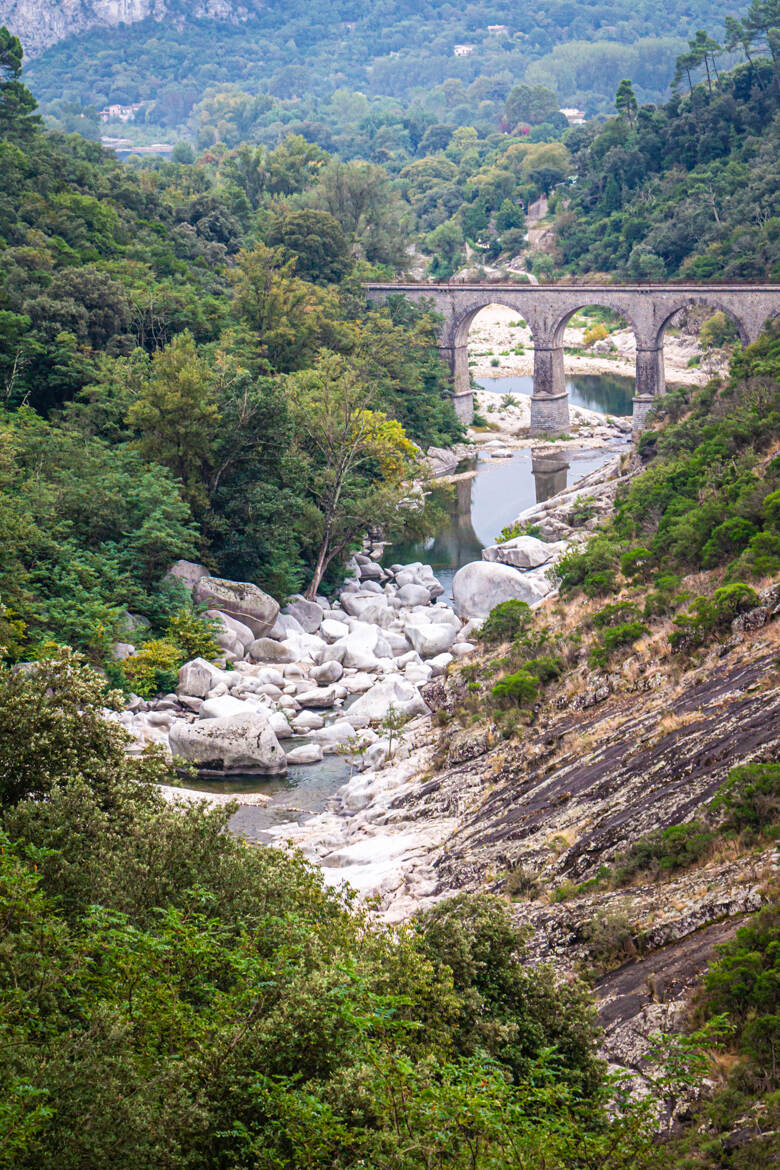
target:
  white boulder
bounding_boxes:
[286,743,324,765]
[168,712,286,774]
[346,677,429,727]
[406,623,457,658]
[452,561,552,619]
[193,576,279,637]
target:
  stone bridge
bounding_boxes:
[365,283,780,433]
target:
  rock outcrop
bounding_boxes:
[168,711,287,775]
[0,1,256,57]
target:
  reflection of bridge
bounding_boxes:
[365,283,780,433]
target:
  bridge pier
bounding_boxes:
[530,344,570,434]
[633,345,665,435]
[439,344,473,424]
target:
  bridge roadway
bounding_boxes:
[365,283,780,433]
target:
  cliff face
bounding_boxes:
[0,1,255,57]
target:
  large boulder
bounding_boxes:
[406,623,457,659]
[193,576,279,637]
[283,594,324,634]
[346,676,430,727]
[168,713,286,775]
[177,657,229,700]
[199,695,253,720]
[482,535,561,569]
[165,559,209,592]
[396,583,432,608]
[452,561,551,619]
[247,637,295,663]
[206,610,255,654]
[296,685,338,709]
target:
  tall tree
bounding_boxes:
[0,27,38,140]
[127,331,218,514]
[287,351,419,599]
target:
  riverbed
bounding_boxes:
[206,375,630,835]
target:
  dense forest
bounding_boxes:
[21,0,738,128]
[0,24,465,665]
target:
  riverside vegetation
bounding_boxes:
[0,10,779,1168]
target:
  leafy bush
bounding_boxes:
[479,599,533,643]
[712,763,780,839]
[589,620,649,668]
[164,607,220,661]
[612,821,716,885]
[590,601,641,628]
[582,910,637,973]
[584,322,609,346]
[619,547,653,580]
[491,669,539,707]
[557,537,620,597]
[700,903,780,1086]
[523,655,563,683]
[120,639,183,698]
[670,583,758,651]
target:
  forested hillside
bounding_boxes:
[0,27,461,664]
[15,0,735,123]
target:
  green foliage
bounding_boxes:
[670,583,758,651]
[700,903,780,1085]
[119,638,183,699]
[0,654,664,1169]
[582,910,637,973]
[491,669,539,706]
[164,606,221,661]
[613,821,716,884]
[590,600,641,628]
[479,599,532,643]
[712,763,780,838]
[589,619,650,667]
[558,537,619,597]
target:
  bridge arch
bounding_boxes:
[652,297,752,349]
[363,283,780,435]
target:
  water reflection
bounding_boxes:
[477,372,634,416]
[531,453,570,502]
[385,447,612,600]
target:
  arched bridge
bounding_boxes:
[365,283,780,433]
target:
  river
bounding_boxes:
[199,373,633,830]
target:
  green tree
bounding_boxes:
[287,351,419,598]
[615,79,638,126]
[267,208,351,285]
[0,27,38,140]
[127,331,218,514]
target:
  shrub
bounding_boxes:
[121,639,183,699]
[490,357,500,367]
[479,600,532,643]
[619,547,652,580]
[165,607,221,660]
[712,763,780,838]
[505,866,541,900]
[491,669,539,707]
[589,620,649,668]
[582,910,637,972]
[583,322,609,346]
[700,903,780,1084]
[590,601,640,628]
[568,497,597,527]
[612,821,715,885]
[557,537,620,597]
[700,311,739,350]
[670,583,758,650]
[522,655,563,683]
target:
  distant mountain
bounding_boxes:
[0,1,255,57]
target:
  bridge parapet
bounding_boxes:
[366,284,780,434]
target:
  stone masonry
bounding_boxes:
[365,283,780,434]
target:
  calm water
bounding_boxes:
[207,374,631,824]
[477,372,634,416]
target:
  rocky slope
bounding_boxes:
[0,0,253,56]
